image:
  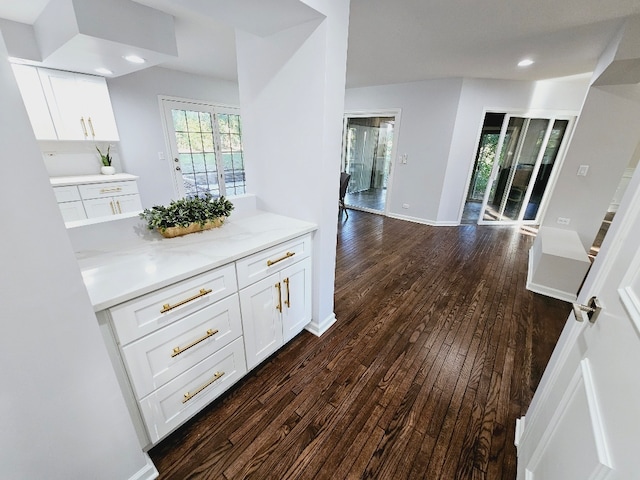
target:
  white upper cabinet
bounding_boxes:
[12,64,120,141]
[11,64,57,140]
[38,68,120,141]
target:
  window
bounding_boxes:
[161,98,246,198]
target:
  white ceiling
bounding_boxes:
[1,0,640,87]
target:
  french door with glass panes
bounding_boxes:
[479,113,574,225]
[162,98,246,198]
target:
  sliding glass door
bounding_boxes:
[479,113,571,224]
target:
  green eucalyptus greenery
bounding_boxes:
[139,193,234,231]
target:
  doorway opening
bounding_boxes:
[341,113,398,214]
[463,111,574,225]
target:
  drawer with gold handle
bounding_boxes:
[138,337,247,444]
[110,263,237,345]
[236,234,311,289]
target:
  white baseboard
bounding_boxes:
[129,453,159,480]
[305,312,337,337]
[386,212,457,226]
[526,279,577,303]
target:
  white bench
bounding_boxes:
[527,227,592,302]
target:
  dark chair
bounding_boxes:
[339,172,351,219]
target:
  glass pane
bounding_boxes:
[220,134,231,151]
[218,114,230,134]
[176,132,191,153]
[183,174,197,197]
[482,117,549,222]
[199,112,213,133]
[172,110,187,131]
[191,154,205,173]
[202,133,214,152]
[205,153,217,170]
[230,134,242,151]
[483,118,521,221]
[523,120,569,220]
[185,110,200,131]
[189,133,203,153]
[222,153,233,170]
[228,115,241,134]
[179,154,194,174]
[232,152,244,170]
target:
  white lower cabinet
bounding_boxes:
[83,193,142,218]
[101,233,312,448]
[239,244,312,370]
[51,175,142,222]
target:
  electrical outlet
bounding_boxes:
[577,165,589,176]
[402,203,410,209]
[557,217,571,225]
[158,151,165,160]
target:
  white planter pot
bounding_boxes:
[101,166,116,175]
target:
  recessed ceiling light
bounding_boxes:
[95,68,113,75]
[123,55,146,64]
[518,59,534,67]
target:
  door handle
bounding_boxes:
[572,296,602,323]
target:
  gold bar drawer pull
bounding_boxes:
[267,251,295,266]
[182,371,225,404]
[283,277,290,308]
[100,187,123,194]
[171,329,219,358]
[160,288,213,313]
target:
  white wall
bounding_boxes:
[0,33,153,480]
[345,76,590,225]
[439,77,589,222]
[107,66,240,208]
[345,79,463,223]
[236,0,350,334]
[541,85,640,249]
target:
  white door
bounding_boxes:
[516,171,640,478]
[239,273,283,370]
[281,257,312,343]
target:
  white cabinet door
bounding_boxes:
[239,273,283,370]
[38,68,86,140]
[83,197,119,218]
[11,64,57,140]
[38,67,119,141]
[76,74,119,141]
[113,194,142,214]
[281,257,312,343]
[83,195,141,218]
[58,201,87,222]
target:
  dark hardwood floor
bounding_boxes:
[149,209,570,479]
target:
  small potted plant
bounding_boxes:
[139,193,234,238]
[97,145,115,175]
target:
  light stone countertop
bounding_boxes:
[50,173,139,186]
[78,211,317,312]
